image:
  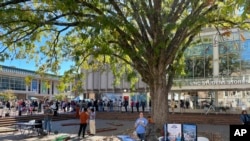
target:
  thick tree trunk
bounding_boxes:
[149,73,170,130]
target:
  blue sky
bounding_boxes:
[0,59,74,75]
[0,29,75,75]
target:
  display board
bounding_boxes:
[163,123,197,141]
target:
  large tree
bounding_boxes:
[0,0,249,128]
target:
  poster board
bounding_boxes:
[163,123,182,141]
[163,123,197,141]
[182,123,197,141]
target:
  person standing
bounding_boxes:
[240,110,250,125]
[78,108,89,139]
[131,100,134,113]
[18,99,23,116]
[110,100,114,112]
[6,101,10,110]
[124,100,128,112]
[43,104,53,134]
[170,99,176,114]
[62,101,66,112]
[180,100,185,113]
[136,101,140,113]
[98,100,102,112]
[89,108,96,136]
[141,101,146,112]
[145,116,157,141]
[135,112,148,141]
[185,100,190,109]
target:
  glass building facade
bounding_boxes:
[184,30,250,78]
[0,65,61,100]
[172,29,250,111]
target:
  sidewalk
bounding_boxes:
[0,119,135,141]
[0,118,229,141]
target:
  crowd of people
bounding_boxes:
[71,98,150,114]
[1,98,248,140]
[0,99,42,116]
[0,97,151,118]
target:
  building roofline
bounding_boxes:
[0,65,61,78]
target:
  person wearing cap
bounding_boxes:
[240,110,250,125]
[44,104,53,134]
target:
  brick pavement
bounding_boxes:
[0,111,240,141]
[0,119,135,141]
[96,111,240,125]
[0,119,230,141]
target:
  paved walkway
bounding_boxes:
[0,118,229,141]
[0,119,134,141]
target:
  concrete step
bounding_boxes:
[0,113,75,128]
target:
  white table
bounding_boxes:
[13,122,42,135]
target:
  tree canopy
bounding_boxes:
[0,90,16,101]
[0,0,249,127]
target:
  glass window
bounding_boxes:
[32,79,38,92]
[2,76,9,89]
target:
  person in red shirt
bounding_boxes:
[78,108,89,138]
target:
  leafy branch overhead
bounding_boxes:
[0,1,248,84]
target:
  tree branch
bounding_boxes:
[0,0,29,8]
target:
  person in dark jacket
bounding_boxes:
[6,101,10,110]
[145,116,157,141]
[136,101,140,113]
[124,100,128,112]
[240,110,250,125]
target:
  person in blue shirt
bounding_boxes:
[135,112,148,141]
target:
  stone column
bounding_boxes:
[213,34,220,78]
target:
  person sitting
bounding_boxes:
[240,110,250,125]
